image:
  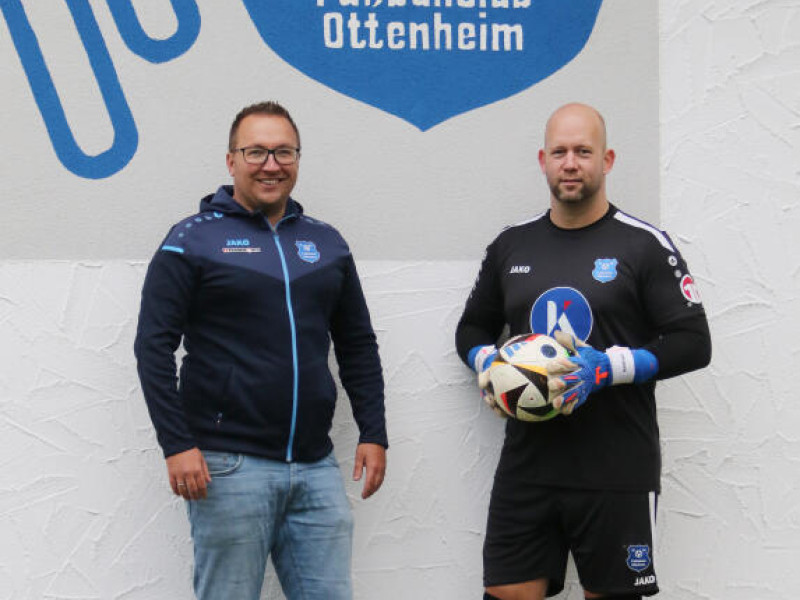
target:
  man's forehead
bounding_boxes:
[239,114,293,132]
[237,115,297,141]
[544,108,606,148]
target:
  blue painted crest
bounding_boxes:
[626,545,651,573]
[592,258,618,283]
[296,240,321,263]
[241,0,604,130]
[530,287,593,342]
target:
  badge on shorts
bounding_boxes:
[626,545,651,572]
[592,258,618,283]
[296,240,320,263]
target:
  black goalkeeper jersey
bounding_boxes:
[456,205,710,492]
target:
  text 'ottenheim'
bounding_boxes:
[317,0,532,52]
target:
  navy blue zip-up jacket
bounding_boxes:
[134,186,387,462]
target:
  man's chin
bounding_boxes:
[255,196,288,210]
[555,194,585,203]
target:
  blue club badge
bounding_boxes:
[241,0,604,130]
[296,240,321,263]
[626,545,651,573]
[592,258,618,283]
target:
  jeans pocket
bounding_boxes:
[202,450,244,477]
[321,451,339,469]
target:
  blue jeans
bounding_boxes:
[187,450,354,600]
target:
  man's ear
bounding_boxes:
[603,148,616,175]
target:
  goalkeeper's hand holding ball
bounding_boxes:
[469,345,508,419]
[547,331,659,415]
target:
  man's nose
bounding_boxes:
[563,151,578,169]
[261,153,281,169]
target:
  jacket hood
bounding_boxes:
[199,185,304,219]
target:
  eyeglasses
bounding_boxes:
[234,146,301,166]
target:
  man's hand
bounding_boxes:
[471,345,508,418]
[352,443,386,500]
[166,447,211,500]
[548,330,660,415]
[547,331,611,415]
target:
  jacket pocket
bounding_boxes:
[182,364,236,425]
[212,365,236,426]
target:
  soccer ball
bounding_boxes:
[485,333,569,422]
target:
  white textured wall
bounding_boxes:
[0,261,497,600]
[657,1,800,598]
[1,1,798,599]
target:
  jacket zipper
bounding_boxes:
[270,218,300,462]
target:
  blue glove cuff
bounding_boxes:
[468,345,497,372]
[606,346,659,384]
[631,348,659,383]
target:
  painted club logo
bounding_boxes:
[241,0,603,131]
[680,274,701,304]
[530,287,593,342]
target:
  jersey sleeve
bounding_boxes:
[636,230,711,378]
[133,230,199,457]
[638,231,704,326]
[455,237,507,365]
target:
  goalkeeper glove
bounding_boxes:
[547,331,659,415]
[468,345,508,418]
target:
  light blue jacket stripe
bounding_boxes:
[272,233,300,462]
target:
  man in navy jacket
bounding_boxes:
[135,101,387,600]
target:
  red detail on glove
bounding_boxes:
[594,367,609,385]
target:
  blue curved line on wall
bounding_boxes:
[107,0,200,63]
[1,0,138,179]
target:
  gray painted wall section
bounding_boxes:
[0,1,657,260]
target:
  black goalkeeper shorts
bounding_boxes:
[483,482,659,597]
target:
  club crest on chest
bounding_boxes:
[592,258,618,283]
[296,240,320,263]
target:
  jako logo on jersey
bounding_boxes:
[222,238,261,253]
[509,265,531,274]
[680,274,701,304]
[626,545,651,573]
[592,258,618,283]
[530,287,593,341]
[296,241,320,263]
[634,575,656,587]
